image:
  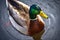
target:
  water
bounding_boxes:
[0,0,60,40]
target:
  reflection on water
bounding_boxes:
[43,13,56,30]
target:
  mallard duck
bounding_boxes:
[6,0,48,40]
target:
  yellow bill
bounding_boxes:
[40,10,48,19]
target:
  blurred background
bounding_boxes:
[0,0,60,40]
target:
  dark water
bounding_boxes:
[0,0,60,40]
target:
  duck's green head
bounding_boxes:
[29,4,48,19]
[29,4,41,19]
